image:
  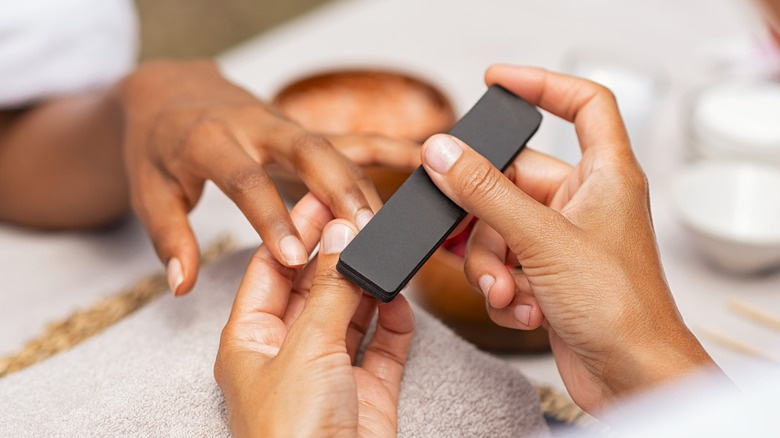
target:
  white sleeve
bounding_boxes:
[0,0,138,108]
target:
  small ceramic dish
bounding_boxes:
[689,80,780,164]
[671,161,780,274]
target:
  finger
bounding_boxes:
[485,271,545,330]
[131,170,200,296]
[284,226,378,363]
[506,147,572,206]
[421,134,571,266]
[464,220,515,309]
[289,220,363,345]
[345,294,378,363]
[230,193,333,321]
[283,258,317,327]
[348,161,384,216]
[187,124,310,268]
[360,294,415,405]
[326,133,422,171]
[265,126,378,228]
[484,65,632,158]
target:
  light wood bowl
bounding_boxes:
[271,68,549,352]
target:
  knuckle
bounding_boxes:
[184,118,227,150]
[224,168,270,197]
[293,131,332,153]
[340,181,366,204]
[292,133,333,161]
[590,82,618,107]
[459,164,505,201]
[311,271,356,296]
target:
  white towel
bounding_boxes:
[0,248,549,437]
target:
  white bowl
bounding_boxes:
[671,161,780,274]
[690,80,780,164]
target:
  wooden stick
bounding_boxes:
[728,297,780,332]
[698,325,780,365]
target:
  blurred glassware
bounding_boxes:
[674,28,780,275]
[671,161,780,275]
[688,80,780,165]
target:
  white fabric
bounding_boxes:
[0,248,550,438]
[0,0,138,107]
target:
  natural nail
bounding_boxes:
[478,274,495,301]
[356,209,374,230]
[323,222,356,254]
[280,235,308,266]
[514,304,532,326]
[167,257,184,296]
[424,134,462,174]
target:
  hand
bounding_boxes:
[118,60,420,295]
[214,193,415,437]
[420,65,719,414]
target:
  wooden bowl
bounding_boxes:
[270,69,455,203]
[271,68,549,353]
[272,69,455,141]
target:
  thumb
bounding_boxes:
[421,133,568,262]
[293,220,364,345]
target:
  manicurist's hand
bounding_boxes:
[118,60,420,296]
[420,65,721,415]
[214,193,414,438]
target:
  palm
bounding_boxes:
[354,369,400,435]
[222,252,400,436]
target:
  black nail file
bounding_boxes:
[337,85,542,302]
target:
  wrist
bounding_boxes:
[604,323,720,403]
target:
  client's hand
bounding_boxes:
[118,60,420,296]
[420,65,719,414]
[214,193,414,437]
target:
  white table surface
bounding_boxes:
[2,0,780,397]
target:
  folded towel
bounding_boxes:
[0,248,549,437]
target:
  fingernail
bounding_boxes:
[280,235,308,266]
[424,134,462,174]
[478,274,495,301]
[514,304,532,326]
[323,222,356,254]
[356,209,374,230]
[167,257,184,296]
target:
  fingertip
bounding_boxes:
[279,234,308,267]
[379,293,415,332]
[487,269,516,309]
[167,257,184,296]
[170,246,200,297]
[513,300,545,330]
[513,304,533,327]
[321,220,358,255]
[422,134,464,175]
[477,274,495,301]
[486,300,544,331]
[155,229,200,297]
[484,63,510,85]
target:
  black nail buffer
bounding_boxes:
[337,84,542,302]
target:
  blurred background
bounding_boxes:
[136,0,330,59]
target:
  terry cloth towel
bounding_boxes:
[0,248,549,437]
